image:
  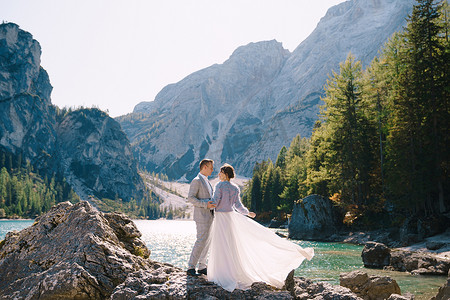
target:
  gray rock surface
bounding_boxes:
[289,276,362,300]
[0,200,363,300]
[0,22,144,201]
[0,22,56,170]
[360,241,450,275]
[387,249,450,275]
[432,277,450,300]
[288,194,339,240]
[0,201,152,299]
[362,242,391,268]
[387,294,412,300]
[56,108,144,201]
[119,0,414,180]
[340,270,401,300]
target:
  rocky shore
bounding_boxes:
[0,201,447,299]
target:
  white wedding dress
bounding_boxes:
[207,181,314,292]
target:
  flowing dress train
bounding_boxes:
[207,181,314,292]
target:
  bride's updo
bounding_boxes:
[221,164,235,179]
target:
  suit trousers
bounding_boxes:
[188,217,213,270]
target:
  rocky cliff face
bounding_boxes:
[0,22,57,170]
[0,23,143,201]
[121,40,289,180]
[288,194,341,240]
[119,0,414,180]
[56,109,144,201]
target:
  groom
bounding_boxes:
[187,159,216,276]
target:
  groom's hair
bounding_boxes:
[200,159,214,170]
[221,164,235,179]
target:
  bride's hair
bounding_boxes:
[221,164,235,179]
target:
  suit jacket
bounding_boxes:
[188,174,213,222]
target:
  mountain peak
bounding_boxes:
[120,0,414,180]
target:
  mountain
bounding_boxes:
[0,22,144,201]
[0,22,56,171]
[118,0,414,180]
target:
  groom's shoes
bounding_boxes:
[187,268,199,276]
[198,268,207,276]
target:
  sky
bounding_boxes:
[1,0,345,117]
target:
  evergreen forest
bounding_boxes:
[242,0,449,228]
[0,150,79,218]
[0,148,176,220]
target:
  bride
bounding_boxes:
[207,163,314,292]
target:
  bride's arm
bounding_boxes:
[233,189,250,215]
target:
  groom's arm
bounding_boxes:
[187,179,209,208]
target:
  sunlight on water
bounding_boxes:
[134,219,197,269]
[0,219,445,299]
[0,220,34,239]
[135,221,445,299]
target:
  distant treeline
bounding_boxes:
[92,186,187,220]
[0,150,79,218]
[0,148,179,219]
[243,0,449,227]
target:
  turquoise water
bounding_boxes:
[0,219,34,239]
[1,219,445,299]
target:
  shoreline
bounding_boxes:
[0,218,34,221]
[3,217,449,258]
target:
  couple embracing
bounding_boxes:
[187,159,314,292]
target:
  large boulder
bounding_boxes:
[362,242,391,268]
[0,201,152,299]
[289,194,339,240]
[340,271,401,300]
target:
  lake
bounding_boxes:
[0,219,445,299]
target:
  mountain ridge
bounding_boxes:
[118,0,414,180]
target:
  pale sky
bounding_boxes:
[1,0,345,117]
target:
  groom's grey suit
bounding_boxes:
[187,174,214,270]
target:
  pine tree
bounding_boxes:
[275,146,288,169]
[386,0,449,214]
[314,53,379,209]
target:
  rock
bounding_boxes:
[340,270,401,300]
[292,276,362,300]
[118,0,414,180]
[288,194,340,240]
[387,249,450,275]
[387,294,411,300]
[432,278,450,300]
[0,200,366,299]
[427,241,446,250]
[284,269,295,295]
[0,201,154,299]
[0,22,57,170]
[328,229,401,248]
[56,108,145,201]
[362,242,391,268]
[268,218,285,228]
[399,216,449,246]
